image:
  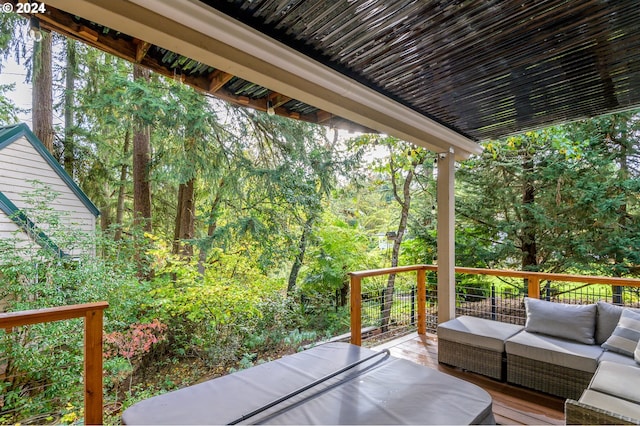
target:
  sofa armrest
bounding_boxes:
[565,399,639,425]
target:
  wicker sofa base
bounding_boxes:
[506,353,593,400]
[438,338,504,380]
[565,399,638,425]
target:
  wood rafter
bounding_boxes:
[134,40,151,63]
[315,110,333,123]
[208,70,233,93]
[267,92,291,108]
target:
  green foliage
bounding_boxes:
[0,82,20,125]
[456,111,640,278]
[0,190,149,423]
[457,277,492,302]
[145,242,299,365]
[301,212,371,293]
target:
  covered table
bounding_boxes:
[122,342,495,424]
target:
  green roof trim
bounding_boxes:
[0,123,100,217]
[0,190,67,257]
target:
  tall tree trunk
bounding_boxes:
[612,130,629,303]
[132,65,152,234]
[173,136,197,257]
[381,169,414,332]
[521,153,538,297]
[63,39,76,176]
[132,65,152,278]
[100,202,111,232]
[197,185,224,275]
[32,33,54,153]
[521,155,538,270]
[114,130,130,241]
[173,179,196,257]
[287,215,315,295]
[173,184,184,254]
[340,277,349,307]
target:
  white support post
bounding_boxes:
[437,148,456,323]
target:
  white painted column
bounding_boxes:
[437,147,456,323]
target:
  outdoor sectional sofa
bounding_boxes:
[437,299,640,424]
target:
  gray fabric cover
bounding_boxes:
[596,302,640,345]
[437,315,524,352]
[505,331,603,373]
[589,361,640,404]
[601,308,640,357]
[122,342,495,425]
[579,389,640,421]
[599,349,638,367]
[596,302,624,345]
[525,298,596,344]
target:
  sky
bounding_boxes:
[1,57,32,126]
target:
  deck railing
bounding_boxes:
[0,301,109,425]
[349,265,640,346]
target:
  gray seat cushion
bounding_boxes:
[599,350,638,367]
[579,389,640,421]
[437,316,523,352]
[589,361,640,404]
[505,331,603,373]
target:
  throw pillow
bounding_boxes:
[602,309,640,357]
[595,302,640,345]
[525,298,597,344]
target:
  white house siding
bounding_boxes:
[0,212,40,255]
[0,135,96,256]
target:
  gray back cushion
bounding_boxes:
[596,302,640,345]
[525,298,596,344]
[596,301,625,345]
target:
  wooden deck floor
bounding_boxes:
[373,333,565,425]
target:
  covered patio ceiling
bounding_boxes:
[7,0,638,325]
[209,0,640,141]
[11,0,640,159]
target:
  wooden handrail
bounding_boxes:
[0,301,109,425]
[349,265,432,278]
[348,265,640,345]
[450,266,640,287]
[350,264,640,287]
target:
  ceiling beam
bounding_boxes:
[208,70,233,93]
[45,0,482,158]
[134,40,151,63]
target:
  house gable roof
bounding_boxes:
[0,123,100,217]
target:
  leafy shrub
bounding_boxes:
[146,244,296,366]
[0,187,152,423]
[457,277,492,302]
